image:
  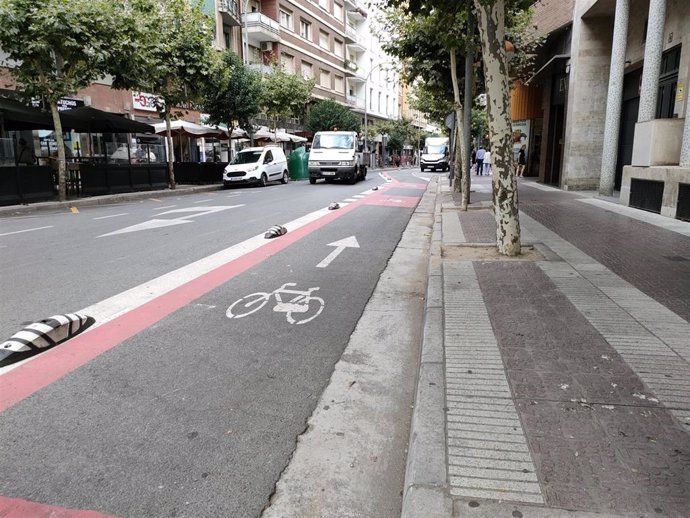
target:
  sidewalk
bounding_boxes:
[404,175,690,517]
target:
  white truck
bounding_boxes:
[420,136,450,172]
[308,131,367,184]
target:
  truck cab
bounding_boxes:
[308,131,367,184]
[420,137,450,172]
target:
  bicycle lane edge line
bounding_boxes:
[0,199,366,414]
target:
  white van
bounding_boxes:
[420,137,450,172]
[223,146,288,187]
[308,131,366,184]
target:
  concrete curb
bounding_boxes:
[0,184,223,217]
[401,179,452,518]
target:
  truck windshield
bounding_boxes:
[313,134,353,150]
[425,145,447,154]
[231,150,262,164]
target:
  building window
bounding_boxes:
[281,53,295,73]
[300,20,312,40]
[335,75,344,93]
[319,30,330,50]
[334,3,343,21]
[320,69,331,89]
[378,92,381,112]
[319,0,329,11]
[301,61,313,79]
[334,39,344,57]
[279,9,293,30]
[369,88,373,109]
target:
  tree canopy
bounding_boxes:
[260,65,315,127]
[203,51,263,134]
[306,100,360,133]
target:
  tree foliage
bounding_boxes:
[260,65,315,126]
[203,51,263,134]
[0,0,137,200]
[306,100,360,133]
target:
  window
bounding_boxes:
[335,75,344,93]
[281,53,295,73]
[334,3,343,21]
[300,20,312,40]
[334,39,344,57]
[264,150,273,163]
[319,0,329,11]
[369,88,373,109]
[279,9,293,30]
[319,30,330,50]
[378,92,381,112]
[301,61,313,79]
[320,69,331,89]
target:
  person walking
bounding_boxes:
[516,145,526,177]
[475,145,486,176]
[483,150,492,175]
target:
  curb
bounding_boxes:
[0,184,223,217]
[401,179,453,518]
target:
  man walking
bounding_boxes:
[475,145,486,176]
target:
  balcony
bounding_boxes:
[248,63,274,75]
[345,30,366,53]
[344,0,367,14]
[242,12,281,46]
[346,6,367,22]
[346,95,365,110]
[218,0,241,26]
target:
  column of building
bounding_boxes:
[599,0,629,196]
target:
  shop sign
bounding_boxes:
[31,97,84,111]
[511,119,530,163]
[132,91,163,112]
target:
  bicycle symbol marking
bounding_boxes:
[226,283,325,325]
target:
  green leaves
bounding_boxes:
[306,100,360,133]
[259,64,315,123]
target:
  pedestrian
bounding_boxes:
[516,145,526,177]
[16,138,36,165]
[483,150,492,175]
[475,145,486,176]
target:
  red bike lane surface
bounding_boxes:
[0,175,426,517]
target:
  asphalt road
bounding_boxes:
[0,168,431,517]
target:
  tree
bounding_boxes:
[306,100,360,133]
[260,65,315,134]
[0,0,136,201]
[203,51,263,140]
[132,0,215,189]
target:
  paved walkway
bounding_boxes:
[404,176,690,518]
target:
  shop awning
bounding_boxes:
[524,54,570,85]
[60,107,155,133]
[0,97,55,131]
[153,120,227,139]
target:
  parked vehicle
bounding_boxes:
[223,146,288,187]
[420,137,450,172]
[308,131,366,184]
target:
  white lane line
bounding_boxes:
[344,198,357,202]
[352,195,366,198]
[93,213,129,220]
[194,199,214,203]
[412,172,432,182]
[0,225,54,237]
[153,205,177,211]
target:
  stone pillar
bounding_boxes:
[681,112,690,167]
[599,0,629,196]
[637,0,667,122]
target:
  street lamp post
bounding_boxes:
[242,0,250,66]
[363,61,393,168]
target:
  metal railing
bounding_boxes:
[242,12,281,38]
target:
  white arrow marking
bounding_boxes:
[98,205,244,237]
[317,236,360,268]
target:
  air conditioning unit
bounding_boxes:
[260,41,272,52]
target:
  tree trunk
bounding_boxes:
[474,0,521,256]
[462,9,475,211]
[49,101,66,202]
[165,109,176,190]
[449,49,466,195]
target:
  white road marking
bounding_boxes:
[317,236,360,268]
[153,205,177,210]
[344,198,357,202]
[0,226,53,237]
[98,205,244,237]
[412,172,431,182]
[93,213,129,220]
[352,195,366,198]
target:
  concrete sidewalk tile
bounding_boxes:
[402,486,453,518]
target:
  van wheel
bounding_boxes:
[309,177,316,184]
[281,171,288,184]
[420,166,425,172]
[259,173,268,187]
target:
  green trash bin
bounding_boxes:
[288,146,309,180]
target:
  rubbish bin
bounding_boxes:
[288,146,309,180]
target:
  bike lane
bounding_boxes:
[0,173,426,517]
